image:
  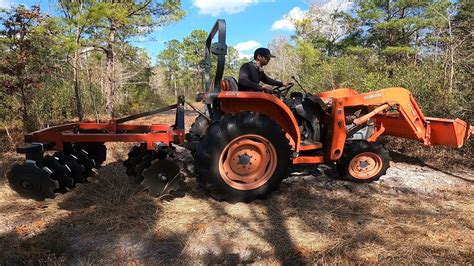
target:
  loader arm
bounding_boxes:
[325,87,471,148]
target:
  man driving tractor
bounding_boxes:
[238,47,290,93]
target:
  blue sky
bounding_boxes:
[1,0,351,62]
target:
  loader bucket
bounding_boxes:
[426,118,471,148]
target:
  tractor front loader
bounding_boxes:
[187,19,472,203]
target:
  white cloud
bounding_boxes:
[306,0,354,41]
[192,0,259,15]
[234,40,261,59]
[0,0,15,8]
[321,0,354,13]
[234,40,260,52]
[271,1,354,38]
[271,7,306,31]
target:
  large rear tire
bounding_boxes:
[337,141,390,183]
[195,112,290,203]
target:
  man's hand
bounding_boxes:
[282,82,291,87]
[262,85,273,93]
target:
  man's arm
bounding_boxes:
[261,72,283,87]
[238,63,263,91]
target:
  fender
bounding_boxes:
[217,91,301,151]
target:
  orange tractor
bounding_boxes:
[185,19,472,202]
[6,19,471,203]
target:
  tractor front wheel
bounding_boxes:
[337,141,390,183]
[195,112,290,203]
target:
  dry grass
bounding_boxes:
[383,137,474,171]
[0,110,473,264]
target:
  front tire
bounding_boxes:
[337,141,390,183]
[195,112,290,203]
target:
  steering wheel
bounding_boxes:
[271,83,294,98]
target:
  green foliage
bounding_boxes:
[156,30,242,99]
[0,0,470,160]
[0,5,62,131]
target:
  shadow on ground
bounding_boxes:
[0,151,473,264]
[390,151,474,182]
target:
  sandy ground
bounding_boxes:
[0,111,473,264]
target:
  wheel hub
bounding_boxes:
[219,134,277,190]
[20,180,32,190]
[349,152,383,179]
[357,160,370,170]
[238,154,251,165]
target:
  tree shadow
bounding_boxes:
[1,148,472,264]
[390,151,474,183]
[0,161,191,264]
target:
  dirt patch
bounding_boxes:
[0,110,473,264]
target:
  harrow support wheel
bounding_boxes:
[337,141,390,183]
[7,161,59,200]
[195,111,290,203]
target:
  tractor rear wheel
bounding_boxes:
[195,112,290,203]
[337,141,390,183]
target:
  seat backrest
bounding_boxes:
[220,76,239,91]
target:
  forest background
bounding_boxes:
[0,0,472,153]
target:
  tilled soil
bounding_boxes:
[0,111,473,264]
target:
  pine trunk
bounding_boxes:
[105,26,116,117]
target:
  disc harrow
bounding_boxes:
[7,96,186,201]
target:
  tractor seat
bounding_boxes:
[220,76,239,91]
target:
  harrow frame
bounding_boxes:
[17,96,186,156]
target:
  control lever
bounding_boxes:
[291,75,308,94]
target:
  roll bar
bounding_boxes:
[201,19,227,92]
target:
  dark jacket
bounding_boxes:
[237,61,283,91]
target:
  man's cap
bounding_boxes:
[254,47,276,59]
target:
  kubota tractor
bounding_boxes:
[5,19,471,203]
[185,19,472,203]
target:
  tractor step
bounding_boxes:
[300,140,323,151]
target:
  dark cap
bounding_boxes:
[254,47,276,59]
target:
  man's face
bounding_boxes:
[258,55,270,66]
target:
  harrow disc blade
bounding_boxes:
[44,155,74,192]
[133,154,153,183]
[74,142,107,168]
[126,151,148,177]
[141,159,184,197]
[7,160,59,200]
[124,143,146,168]
[73,149,96,176]
[54,152,86,183]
